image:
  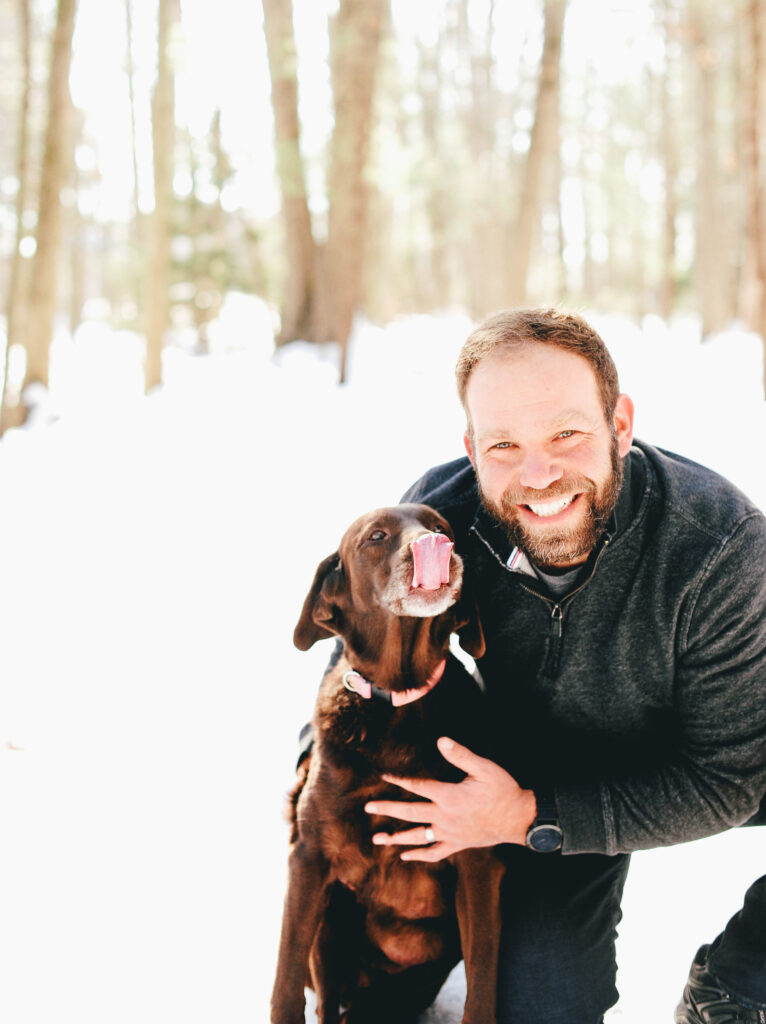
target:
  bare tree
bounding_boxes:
[454,0,507,315]
[745,0,766,396]
[658,0,680,320]
[19,0,77,401]
[262,0,321,344]
[325,0,389,381]
[507,0,568,307]
[144,0,179,392]
[125,0,141,227]
[1,0,33,432]
[418,29,451,310]
[686,2,728,336]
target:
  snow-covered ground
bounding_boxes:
[0,300,764,1023]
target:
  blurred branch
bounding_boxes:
[1,0,32,433]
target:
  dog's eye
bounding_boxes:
[368,529,387,542]
[432,523,446,534]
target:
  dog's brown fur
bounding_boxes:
[271,504,505,1024]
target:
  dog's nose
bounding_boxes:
[411,532,453,590]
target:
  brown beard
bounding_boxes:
[478,436,624,569]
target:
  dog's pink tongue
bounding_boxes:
[411,532,453,590]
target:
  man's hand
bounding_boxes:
[364,736,537,862]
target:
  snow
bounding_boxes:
[0,300,764,1023]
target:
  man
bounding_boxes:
[362,309,766,1023]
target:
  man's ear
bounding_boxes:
[293,553,346,651]
[613,394,635,457]
[463,431,476,468]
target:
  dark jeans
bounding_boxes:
[708,875,766,1007]
[495,797,766,1022]
[496,847,630,1024]
[706,797,766,1007]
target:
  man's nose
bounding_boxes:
[518,450,563,491]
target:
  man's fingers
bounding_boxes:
[370,824,460,860]
[379,773,440,798]
[364,798,434,823]
[372,825,434,847]
[436,736,495,777]
[400,841,457,864]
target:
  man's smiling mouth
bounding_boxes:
[524,494,580,518]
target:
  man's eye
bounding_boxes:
[557,430,576,439]
[492,441,513,450]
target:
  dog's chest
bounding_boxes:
[304,769,450,911]
[324,817,451,918]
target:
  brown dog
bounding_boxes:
[270,504,505,1024]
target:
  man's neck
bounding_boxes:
[531,560,586,598]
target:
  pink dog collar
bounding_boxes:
[342,658,446,706]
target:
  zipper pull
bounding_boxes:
[550,604,563,638]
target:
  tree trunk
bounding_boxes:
[21,0,77,395]
[68,194,86,335]
[507,0,567,307]
[125,0,141,225]
[325,0,389,381]
[658,0,678,320]
[1,0,33,432]
[687,4,728,337]
[418,32,450,310]
[262,0,321,344]
[745,0,766,397]
[144,0,179,392]
[456,0,505,315]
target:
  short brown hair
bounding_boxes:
[456,308,620,421]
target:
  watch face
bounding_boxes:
[527,824,563,852]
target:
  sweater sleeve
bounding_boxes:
[556,511,766,855]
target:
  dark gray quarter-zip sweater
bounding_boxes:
[401,440,766,856]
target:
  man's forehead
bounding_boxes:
[467,348,601,406]
[466,368,608,443]
[469,343,597,378]
[472,406,603,442]
[476,407,596,430]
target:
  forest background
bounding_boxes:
[3,0,766,423]
[2,2,766,1022]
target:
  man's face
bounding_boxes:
[463,345,634,569]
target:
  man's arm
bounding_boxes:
[368,514,766,860]
[557,512,766,855]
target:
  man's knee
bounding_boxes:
[496,918,617,1024]
[495,850,629,1024]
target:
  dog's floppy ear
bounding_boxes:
[293,553,347,651]
[452,595,486,659]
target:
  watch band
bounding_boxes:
[533,792,559,824]
[525,789,563,853]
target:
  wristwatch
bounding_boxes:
[525,790,563,852]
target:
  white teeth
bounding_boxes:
[526,496,575,518]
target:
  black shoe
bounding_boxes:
[675,945,766,1023]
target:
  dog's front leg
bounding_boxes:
[271,839,331,1024]
[309,883,354,1024]
[454,848,505,1024]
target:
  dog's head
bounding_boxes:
[293,504,484,659]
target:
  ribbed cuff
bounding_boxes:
[555,781,611,855]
